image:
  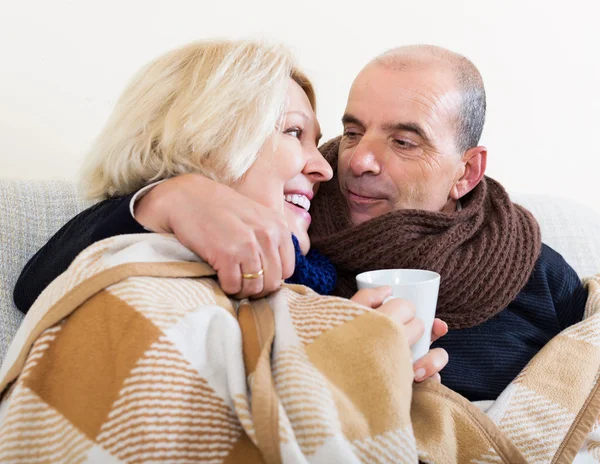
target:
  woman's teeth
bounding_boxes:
[284,194,311,212]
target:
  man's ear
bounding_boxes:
[450,146,487,201]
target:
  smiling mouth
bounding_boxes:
[284,193,311,212]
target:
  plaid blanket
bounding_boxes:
[1,234,600,463]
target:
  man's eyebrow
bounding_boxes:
[382,122,430,143]
[343,114,430,143]
[341,113,365,129]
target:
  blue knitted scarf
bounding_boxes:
[285,235,337,295]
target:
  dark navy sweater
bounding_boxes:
[432,243,588,400]
[14,196,588,402]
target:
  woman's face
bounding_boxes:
[234,79,333,255]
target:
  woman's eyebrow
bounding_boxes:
[287,110,310,120]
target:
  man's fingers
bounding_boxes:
[212,240,260,297]
[135,174,294,299]
[403,317,425,347]
[377,297,416,325]
[216,264,243,296]
[235,252,265,299]
[255,230,283,296]
[413,348,449,382]
[430,318,448,343]
[377,298,423,347]
[350,287,393,308]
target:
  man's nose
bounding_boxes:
[347,137,383,176]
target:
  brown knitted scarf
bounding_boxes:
[310,137,542,329]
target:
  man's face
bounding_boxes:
[338,61,465,225]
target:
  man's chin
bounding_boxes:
[349,211,376,226]
[343,192,391,225]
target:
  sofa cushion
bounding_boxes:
[0,180,598,365]
[512,193,600,278]
[0,179,91,364]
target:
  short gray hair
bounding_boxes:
[376,45,486,153]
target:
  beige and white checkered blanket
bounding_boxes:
[1,234,600,463]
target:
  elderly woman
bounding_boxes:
[1,40,446,462]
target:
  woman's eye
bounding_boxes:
[285,127,302,138]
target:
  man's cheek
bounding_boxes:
[337,148,353,172]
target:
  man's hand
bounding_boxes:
[351,287,449,382]
[413,318,448,382]
[135,174,295,298]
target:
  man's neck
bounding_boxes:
[442,198,459,214]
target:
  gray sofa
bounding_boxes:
[1,178,600,365]
[0,180,92,363]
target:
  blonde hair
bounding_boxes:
[82,40,315,199]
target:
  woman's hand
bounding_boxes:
[351,286,449,383]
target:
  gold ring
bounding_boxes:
[242,269,264,280]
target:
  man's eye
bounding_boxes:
[394,139,415,149]
[285,127,302,138]
[343,130,360,139]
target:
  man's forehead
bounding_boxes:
[346,63,461,124]
[354,61,456,97]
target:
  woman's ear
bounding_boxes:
[449,146,487,201]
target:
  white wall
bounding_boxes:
[1,0,599,212]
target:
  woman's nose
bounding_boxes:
[305,146,333,182]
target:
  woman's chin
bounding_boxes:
[299,236,310,256]
[284,209,311,255]
[290,228,310,256]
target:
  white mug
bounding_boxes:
[356,269,440,361]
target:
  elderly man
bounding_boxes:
[15,45,587,401]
